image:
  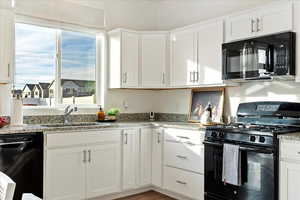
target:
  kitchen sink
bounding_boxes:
[42,122,112,128]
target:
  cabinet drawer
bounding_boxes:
[281,140,300,160]
[46,130,121,148]
[165,141,204,174]
[165,128,204,145]
[164,166,204,200]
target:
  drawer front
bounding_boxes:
[281,140,300,160]
[165,128,204,145]
[165,141,204,174]
[46,130,121,148]
[164,166,204,200]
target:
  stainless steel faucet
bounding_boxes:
[63,105,78,124]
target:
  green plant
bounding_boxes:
[107,108,120,116]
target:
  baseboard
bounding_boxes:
[152,186,195,200]
[89,187,152,200]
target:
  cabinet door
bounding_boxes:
[86,143,121,198]
[122,32,139,88]
[170,29,197,87]
[0,9,13,83]
[280,161,300,200]
[198,21,223,85]
[122,129,139,190]
[45,147,86,200]
[257,3,292,37]
[225,12,255,42]
[141,34,167,88]
[152,128,163,187]
[140,128,152,186]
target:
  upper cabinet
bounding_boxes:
[141,34,167,88]
[226,2,293,42]
[108,30,139,88]
[108,29,168,89]
[170,29,197,87]
[0,9,14,84]
[170,20,224,87]
[197,21,223,85]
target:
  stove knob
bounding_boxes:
[219,132,225,138]
[211,132,217,138]
[259,136,266,143]
[250,136,256,142]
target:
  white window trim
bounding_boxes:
[14,15,106,114]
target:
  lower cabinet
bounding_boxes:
[152,128,163,187]
[122,129,140,190]
[140,128,152,186]
[45,146,86,200]
[86,143,121,198]
[164,167,204,200]
[280,161,300,200]
[45,130,122,200]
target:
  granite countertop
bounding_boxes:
[0,121,206,135]
[278,132,300,141]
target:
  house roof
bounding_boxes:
[38,82,51,90]
[62,79,95,88]
[23,84,36,92]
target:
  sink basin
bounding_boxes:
[42,122,112,128]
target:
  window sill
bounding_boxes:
[22,105,99,116]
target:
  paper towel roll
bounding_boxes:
[11,97,23,126]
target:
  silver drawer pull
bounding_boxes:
[83,150,87,163]
[176,180,187,185]
[177,136,190,140]
[176,155,188,159]
[297,152,300,154]
[185,141,195,146]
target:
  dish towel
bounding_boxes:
[222,143,241,186]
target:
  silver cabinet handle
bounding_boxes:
[256,18,261,32]
[177,136,190,140]
[194,71,199,82]
[176,180,187,185]
[7,64,10,78]
[251,19,255,33]
[88,150,91,163]
[157,132,161,144]
[125,72,127,83]
[124,133,128,144]
[185,141,195,146]
[190,72,193,82]
[162,72,165,84]
[83,150,87,163]
[176,155,187,159]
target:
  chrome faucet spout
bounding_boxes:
[63,105,78,124]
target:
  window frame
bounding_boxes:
[14,16,105,111]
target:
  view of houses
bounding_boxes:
[13,79,96,106]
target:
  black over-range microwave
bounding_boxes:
[222,32,296,81]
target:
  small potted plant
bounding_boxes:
[0,117,8,128]
[106,108,120,121]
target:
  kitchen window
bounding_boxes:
[13,23,98,107]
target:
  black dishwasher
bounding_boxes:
[0,133,43,200]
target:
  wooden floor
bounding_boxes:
[116,191,176,200]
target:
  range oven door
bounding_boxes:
[204,141,275,200]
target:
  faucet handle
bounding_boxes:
[74,107,78,112]
[64,105,71,113]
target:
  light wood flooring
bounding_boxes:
[116,191,176,200]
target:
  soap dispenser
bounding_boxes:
[97,106,105,121]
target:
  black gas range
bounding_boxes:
[204,101,300,200]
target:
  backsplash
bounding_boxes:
[23,113,188,124]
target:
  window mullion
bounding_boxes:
[55,29,62,105]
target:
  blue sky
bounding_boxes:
[15,23,96,89]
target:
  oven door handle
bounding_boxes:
[203,141,274,154]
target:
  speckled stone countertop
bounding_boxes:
[0,121,206,135]
[278,132,300,141]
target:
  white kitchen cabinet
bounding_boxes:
[0,9,14,84]
[151,128,163,187]
[122,129,140,190]
[108,29,139,88]
[141,34,167,88]
[139,128,152,186]
[45,147,86,200]
[226,2,293,42]
[197,21,223,85]
[86,143,121,198]
[45,130,122,200]
[280,161,300,200]
[170,29,198,87]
